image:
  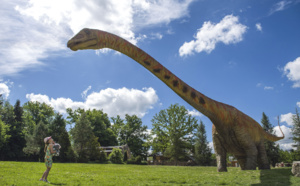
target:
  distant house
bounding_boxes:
[228,156,239,167]
[100,144,131,159]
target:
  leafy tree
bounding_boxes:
[0,95,10,158]
[23,101,55,125]
[111,115,124,141]
[70,112,100,162]
[0,119,10,151]
[194,120,212,165]
[67,108,117,146]
[0,100,16,160]
[112,114,150,158]
[261,112,280,167]
[151,104,198,165]
[278,149,293,163]
[108,148,123,164]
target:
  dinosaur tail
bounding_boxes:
[263,121,285,142]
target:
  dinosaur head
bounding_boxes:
[67,28,100,51]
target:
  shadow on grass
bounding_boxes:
[252,168,293,186]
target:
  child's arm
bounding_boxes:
[49,144,57,154]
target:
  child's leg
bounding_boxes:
[45,168,51,180]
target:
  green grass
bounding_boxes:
[0,161,299,185]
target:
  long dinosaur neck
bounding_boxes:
[97,30,229,121]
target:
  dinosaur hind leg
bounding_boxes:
[235,156,246,170]
[213,127,227,172]
[257,141,270,170]
[244,143,258,170]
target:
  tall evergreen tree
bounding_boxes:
[34,121,49,161]
[49,113,75,162]
[70,112,100,162]
[292,108,300,151]
[194,120,212,165]
[261,112,280,167]
[7,100,26,160]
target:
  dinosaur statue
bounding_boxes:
[67,28,284,172]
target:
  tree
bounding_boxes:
[112,114,150,158]
[23,101,55,125]
[261,112,280,167]
[0,100,16,160]
[70,112,100,162]
[67,108,117,146]
[7,100,26,160]
[49,113,75,162]
[292,108,300,150]
[35,121,49,161]
[151,104,198,165]
[194,120,212,165]
[0,119,10,151]
[0,95,10,158]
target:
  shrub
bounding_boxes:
[126,156,147,165]
[99,148,107,163]
[108,148,123,164]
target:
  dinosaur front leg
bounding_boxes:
[213,126,227,172]
[257,141,270,170]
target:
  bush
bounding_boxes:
[108,148,123,164]
[99,148,107,163]
[127,156,136,164]
[127,156,147,165]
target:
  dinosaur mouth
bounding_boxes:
[67,39,97,51]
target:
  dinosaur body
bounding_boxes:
[67,28,284,171]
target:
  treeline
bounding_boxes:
[0,94,300,166]
[0,95,213,165]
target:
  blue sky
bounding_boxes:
[1,0,299,150]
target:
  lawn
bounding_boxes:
[0,161,299,185]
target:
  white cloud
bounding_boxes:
[133,0,195,27]
[269,1,292,15]
[255,23,262,31]
[297,102,300,108]
[179,15,247,56]
[0,83,10,98]
[81,86,92,99]
[187,109,203,117]
[284,57,300,88]
[280,113,295,126]
[26,87,158,118]
[208,141,214,153]
[273,125,296,150]
[264,86,274,90]
[1,0,195,77]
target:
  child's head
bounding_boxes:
[44,136,52,144]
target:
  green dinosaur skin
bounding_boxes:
[67,28,284,172]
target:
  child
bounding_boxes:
[39,136,57,183]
